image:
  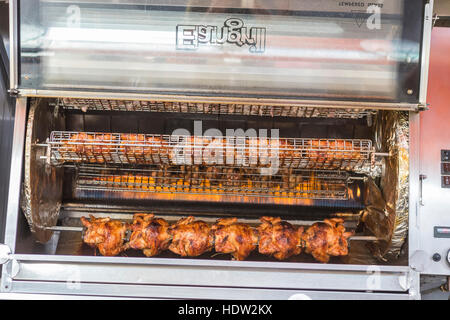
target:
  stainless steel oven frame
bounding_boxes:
[0,97,422,300]
[0,0,437,299]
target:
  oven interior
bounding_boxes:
[14,98,408,266]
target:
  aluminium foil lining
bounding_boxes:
[361,111,409,261]
[21,99,64,243]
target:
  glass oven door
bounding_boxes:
[14,0,427,107]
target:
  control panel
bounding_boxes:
[434,226,450,238]
[442,150,450,162]
[442,150,450,188]
[416,27,450,276]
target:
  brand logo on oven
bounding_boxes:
[176,18,266,53]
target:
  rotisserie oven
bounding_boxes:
[0,0,445,299]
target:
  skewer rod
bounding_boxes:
[348,236,379,241]
[44,226,379,241]
[373,152,390,157]
[44,226,84,232]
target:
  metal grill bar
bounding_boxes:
[74,166,350,201]
[56,98,377,119]
[48,131,373,171]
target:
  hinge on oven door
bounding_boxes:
[0,244,11,265]
[0,244,20,292]
[418,104,430,112]
[7,88,19,97]
[432,14,439,28]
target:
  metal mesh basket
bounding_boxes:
[48,131,373,171]
[75,166,351,201]
[57,98,377,119]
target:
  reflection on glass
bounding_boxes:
[19,0,419,101]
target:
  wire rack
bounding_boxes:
[74,166,351,201]
[47,131,374,171]
[56,98,377,119]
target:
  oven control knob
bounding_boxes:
[447,250,450,265]
[432,253,441,262]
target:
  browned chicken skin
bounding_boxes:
[125,213,171,257]
[79,214,353,262]
[212,218,258,261]
[301,218,353,263]
[64,133,364,168]
[168,216,214,257]
[81,215,128,256]
[258,216,303,260]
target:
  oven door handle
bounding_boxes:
[419,174,427,206]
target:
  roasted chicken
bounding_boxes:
[81,215,128,256]
[125,213,171,256]
[301,218,353,263]
[212,218,258,260]
[79,213,354,263]
[168,216,214,257]
[258,216,303,260]
[63,133,366,169]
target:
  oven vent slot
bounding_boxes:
[46,131,376,172]
[55,98,378,120]
[72,166,361,204]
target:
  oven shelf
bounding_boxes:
[46,131,375,172]
[56,98,378,120]
[74,166,352,201]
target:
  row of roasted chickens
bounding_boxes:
[81,214,353,263]
[59,133,366,160]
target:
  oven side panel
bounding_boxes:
[0,5,15,246]
[0,97,26,292]
[416,27,450,276]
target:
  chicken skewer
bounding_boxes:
[168,216,214,257]
[54,215,377,262]
[212,217,259,261]
[123,213,171,257]
[301,218,353,263]
[80,215,129,256]
[257,216,303,260]
[55,133,375,168]
[46,224,378,242]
